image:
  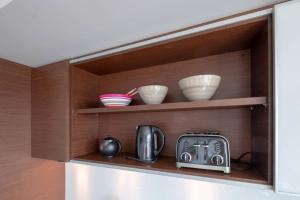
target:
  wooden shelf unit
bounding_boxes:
[76,97,267,114]
[68,15,274,185]
[74,152,268,185]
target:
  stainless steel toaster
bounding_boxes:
[176,131,231,173]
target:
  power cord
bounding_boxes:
[231,152,252,171]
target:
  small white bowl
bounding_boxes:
[178,74,221,101]
[138,85,168,104]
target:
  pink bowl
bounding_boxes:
[99,93,133,107]
[99,93,132,99]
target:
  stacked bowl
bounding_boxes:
[178,74,221,101]
[99,94,133,107]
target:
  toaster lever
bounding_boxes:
[192,144,201,159]
[201,141,209,161]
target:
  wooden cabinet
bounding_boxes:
[69,15,273,185]
[31,61,70,161]
[274,0,300,196]
[32,10,276,186]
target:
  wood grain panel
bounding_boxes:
[71,67,100,158]
[0,59,64,200]
[99,108,251,159]
[75,17,267,75]
[94,50,252,158]
[250,16,273,184]
[99,50,251,104]
[31,61,70,161]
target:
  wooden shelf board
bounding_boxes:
[74,152,268,185]
[76,97,267,114]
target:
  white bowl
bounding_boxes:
[178,75,221,101]
[138,85,168,104]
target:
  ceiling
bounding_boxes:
[0,0,282,67]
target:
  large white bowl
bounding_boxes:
[138,85,168,104]
[178,74,221,101]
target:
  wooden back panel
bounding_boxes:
[99,50,251,104]
[100,109,251,158]
[96,50,251,157]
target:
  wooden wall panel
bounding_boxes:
[99,50,251,104]
[100,109,251,158]
[71,67,100,158]
[31,61,70,161]
[0,59,64,200]
[95,50,252,158]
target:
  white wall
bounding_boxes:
[66,162,300,200]
[274,0,300,195]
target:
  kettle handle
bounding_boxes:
[153,127,165,156]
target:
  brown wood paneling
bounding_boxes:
[71,67,100,158]
[69,50,250,164]
[93,50,252,158]
[0,59,64,200]
[74,17,267,75]
[31,61,70,161]
[75,152,268,185]
[99,108,251,159]
[251,16,273,184]
[99,50,251,104]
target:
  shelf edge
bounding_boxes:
[76,97,267,114]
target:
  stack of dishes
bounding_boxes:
[178,74,221,101]
[99,94,133,107]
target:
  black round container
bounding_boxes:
[99,137,122,157]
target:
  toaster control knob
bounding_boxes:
[180,152,192,163]
[211,154,224,166]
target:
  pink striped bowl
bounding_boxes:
[99,94,133,107]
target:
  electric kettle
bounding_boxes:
[133,125,165,163]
